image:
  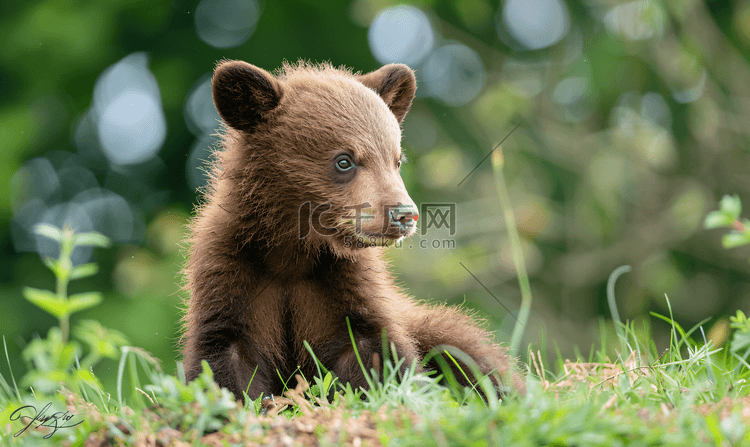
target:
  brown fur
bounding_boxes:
[182,60,524,400]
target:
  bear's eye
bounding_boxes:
[335,155,355,172]
[397,153,407,169]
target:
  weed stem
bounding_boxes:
[491,147,531,358]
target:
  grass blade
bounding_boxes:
[491,146,531,358]
[3,336,21,401]
[606,265,631,357]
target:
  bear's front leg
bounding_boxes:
[320,328,420,392]
[331,338,380,391]
[183,323,275,401]
[400,302,525,394]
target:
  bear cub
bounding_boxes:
[182,59,522,400]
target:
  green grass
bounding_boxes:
[2,304,750,446]
[3,210,750,444]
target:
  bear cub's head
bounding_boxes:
[211,60,419,256]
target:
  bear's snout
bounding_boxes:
[388,203,418,235]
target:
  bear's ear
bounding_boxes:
[212,60,284,132]
[358,64,416,124]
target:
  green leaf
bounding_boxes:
[719,195,742,219]
[705,413,724,445]
[323,371,333,394]
[69,263,99,280]
[730,310,749,330]
[704,210,734,229]
[33,224,63,242]
[42,257,68,279]
[722,232,750,249]
[67,292,103,314]
[57,341,80,371]
[74,320,129,358]
[23,287,68,318]
[75,368,100,386]
[42,256,57,271]
[730,331,750,355]
[73,231,111,248]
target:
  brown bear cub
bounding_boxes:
[182,59,523,400]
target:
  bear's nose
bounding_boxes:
[389,204,418,229]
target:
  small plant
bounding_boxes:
[142,360,237,434]
[704,194,750,252]
[729,310,750,367]
[23,224,111,344]
[14,224,129,396]
[704,196,750,373]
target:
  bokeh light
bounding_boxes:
[93,53,167,166]
[550,75,594,122]
[422,44,485,106]
[368,5,434,66]
[551,77,588,106]
[603,0,666,42]
[671,69,707,103]
[184,74,220,136]
[10,151,143,263]
[187,134,217,192]
[10,157,59,211]
[184,74,221,191]
[501,59,545,98]
[497,0,570,50]
[195,0,259,49]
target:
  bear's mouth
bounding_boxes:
[336,204,418,245]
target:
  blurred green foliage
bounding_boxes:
[2,0,750,391]
[705,194,750,250]
[13,225,128,397]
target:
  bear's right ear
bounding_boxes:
[212,60,284,132]
[358,64,417,124]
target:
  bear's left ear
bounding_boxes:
[212,60,284,132]
[358,64,416,124]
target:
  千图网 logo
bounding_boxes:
[420,203,456,236]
